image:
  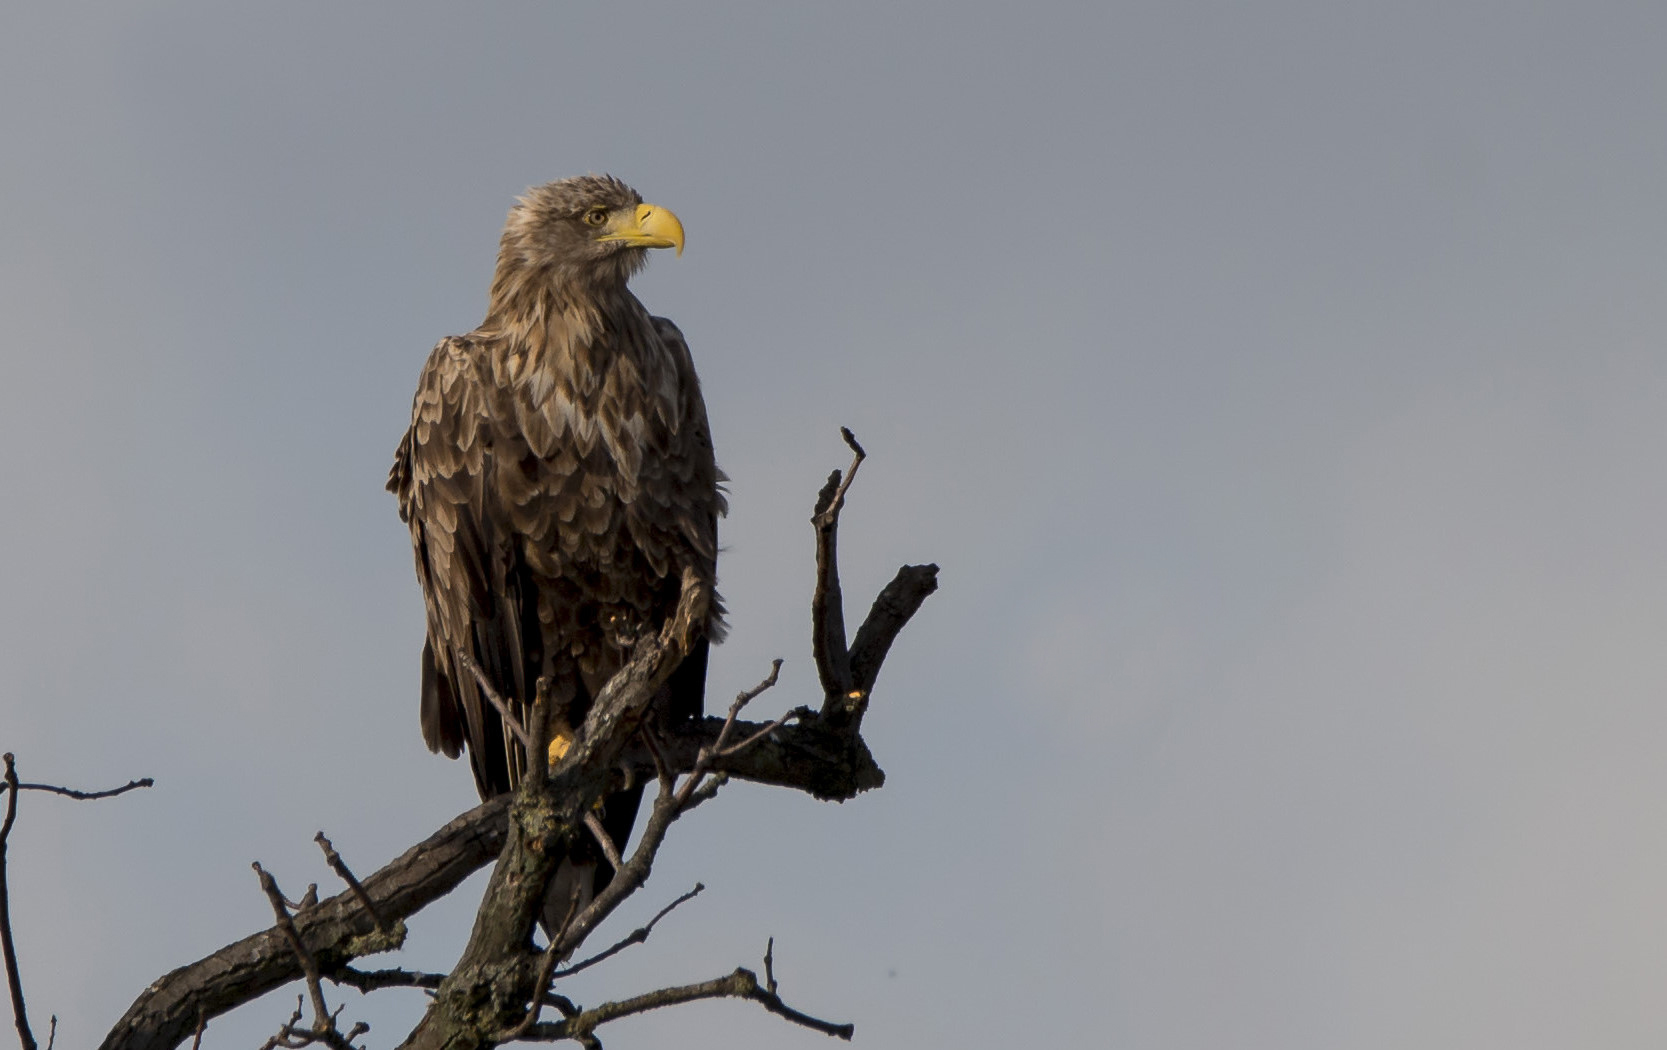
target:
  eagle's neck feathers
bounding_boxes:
[476,267,678,481]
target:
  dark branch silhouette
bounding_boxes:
[0,433,940,1050]
[1,755,154,1050]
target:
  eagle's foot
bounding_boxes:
[669,566,711,655]
[546,722,576,765]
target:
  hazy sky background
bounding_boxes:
[4,2,1667,1047]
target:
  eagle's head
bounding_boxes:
[492,174,684,300]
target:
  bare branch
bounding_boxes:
[256,998,304,1050]
[581,813,624,876]
[678,773,728,813]
[458,655,532,753]
[848,563,941,696]
[2,753,39,1050]
[330,968,445,994]
[101,693,894,1050]
[812,427,867,525]
[526,676,554,783]
[522,967,852,1043]
[313,833,388,932]
[252,863,332,1033]
[715,708,804,760]
[0,778,153,801]
[810,430,867,702]
[104,442,933,1050]
[100,795,510,1050]
[681,660,784,807]
[491,933,566,1044]
[729,659,785,712]
[255,995,367,1050]
[553,883,703,980]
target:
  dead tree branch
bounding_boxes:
[458,656,533,754]
[99,430,934,1050]
[810,428,865,704]
[521,966,852,1044]
[329,968,446,995]
[2,754,35,1050]
[99,797,511,1050]
[313,834,391,934]
[552,883,703,980]
[0,778,154,801]
[3,756,154,1050]
[250,866,335,1046]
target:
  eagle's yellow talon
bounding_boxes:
[547,726,575,765]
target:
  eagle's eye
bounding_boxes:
[583,207,609,227]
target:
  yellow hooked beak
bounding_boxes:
[597,203,685,256]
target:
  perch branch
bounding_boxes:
[397,575,709,1049]
[105,439,934,1050]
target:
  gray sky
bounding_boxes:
[4,2,1667,1046]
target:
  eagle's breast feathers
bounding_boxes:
[389,177,722,799]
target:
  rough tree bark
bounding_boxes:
[81,433,935,1050]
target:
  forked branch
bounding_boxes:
[98,431,933,1050]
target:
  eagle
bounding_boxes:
[387,175,724,923]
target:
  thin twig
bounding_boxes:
[522,967,852,1043]
[190,1009,205,1050]
[678,661,783,809]
[539,992,579,1019]
[493,885,581,1043]
[0,764,162,1050]
[255,998,305,1050]
[639,724,674,794]
[554,883,704,979]
[313,834,386,931]
[582,813,624,874]
[813,427,867,526]
[714,709,801,759]
[457,654,532,752]
[0,778,153,801]
[255,995,366,1050]
[492,937,564,1043]
[730,660,786,711]
[764,937,777,995]
[252,864,331,1033]
[1,754,38,1050]
[679,773,728,813]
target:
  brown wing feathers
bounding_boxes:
[390,176,722,808]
